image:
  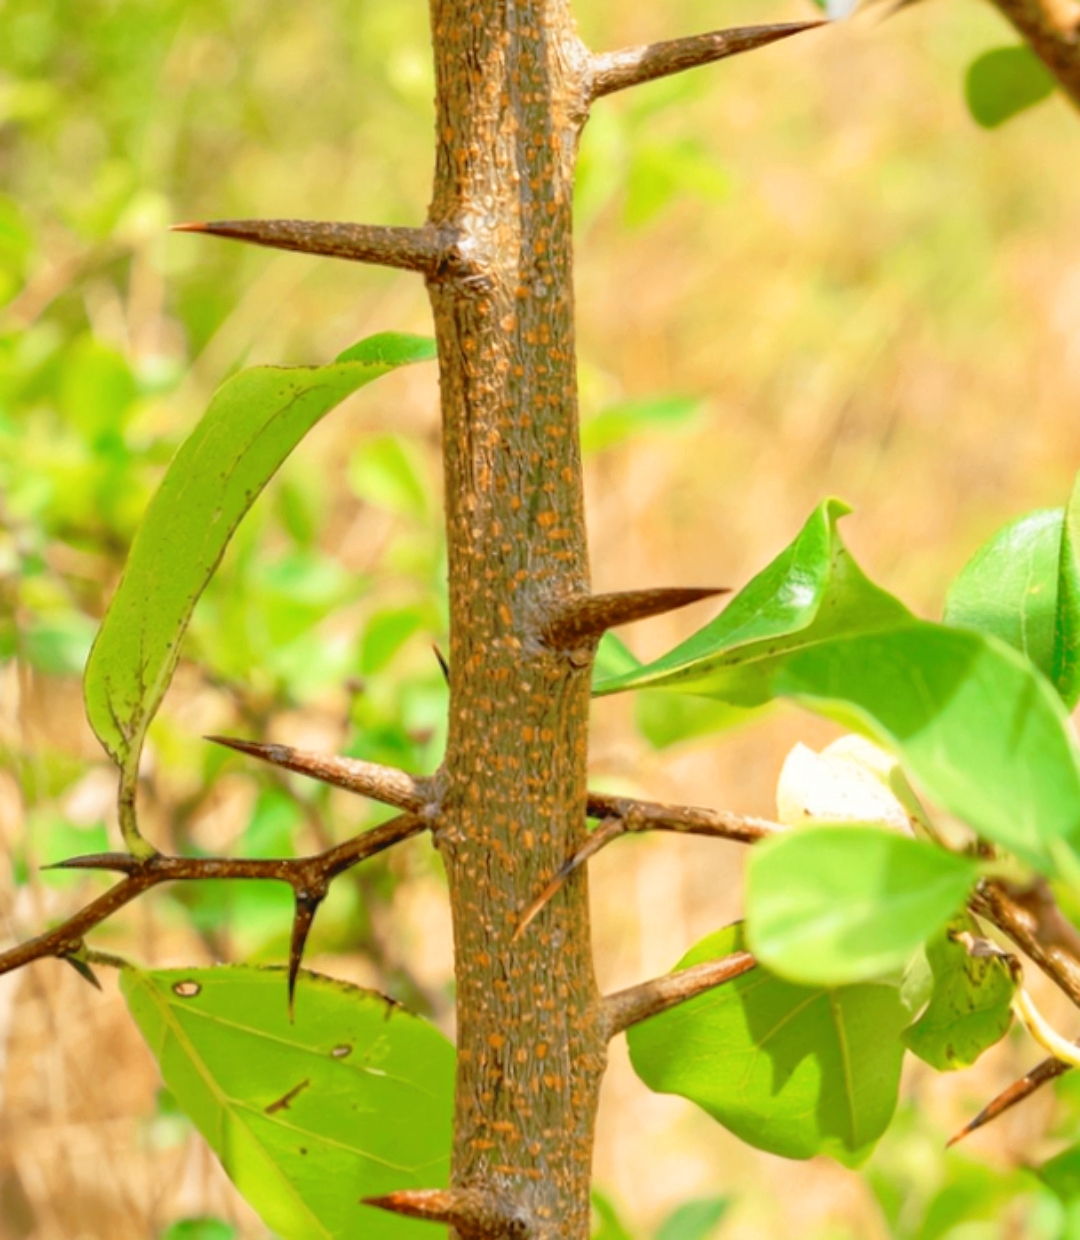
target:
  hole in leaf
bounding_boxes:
[331,1044,352,1058]
[173,980,202,998]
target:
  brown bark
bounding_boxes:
[424,4,603,1236]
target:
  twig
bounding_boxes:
[947,1055,1069,1146]
[0,814,427,987]
[603,952,756,1038]
[944,880,1080,1142]
[585,791,780,844]
[514,794,781,940]
[972,879,1080,1008]
[513,818,624,941]
[589,22,824,101]
[206,736,433,813]
[171,219,445,275]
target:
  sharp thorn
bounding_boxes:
[543,587,727,648]
[362,1188,526,1236]
[946,1056,1069,1146]
[205,736,425,812]
[288,889,324,1021]
[63,954,103,991]
[206,734,286,761]
[592,21,828,101]
[44,853,144,875]
[433,644,450,684]
[513,819,625,943]
[169,218,442,273]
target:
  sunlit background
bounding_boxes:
[3,0,1080,1236]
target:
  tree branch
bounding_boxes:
[947,1054,1069,1146]
[171,219,446,275]
[0,813,427,985]
[972,878,1080,1008]
[513,794,781,941]
[986,0,1080,110]
[603,952,756,1038]
[589,21,824,101]
[206,736,434,813]
[942,879,1080,1143]
[585,791,781,844]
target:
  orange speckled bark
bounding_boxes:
[426,3,605,1237]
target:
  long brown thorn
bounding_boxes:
[590,22,825,101]
[171,219,444,275]
[947,1056,1069,1147]
[206,736,432,814]
[603,953,757,1038]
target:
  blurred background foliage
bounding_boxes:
[2,0,1080,1237]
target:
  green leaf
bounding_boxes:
[593,634,756,748]
[594,499,912,707]
[121,964,454,1240]
[592,1190,636,1240]
[84,333,433,846]
[348,434,430,518]
[965,47,1056,129]
[1038,1144,1080,1204]
[160,1220,238,1240]
[581,395,701,455]
[1055,474,1080,708]
[773,622,1080,873]
[916,1158,1031,1240]
[655,1197,729,1240]
[745,825,976,986]
[626,924,907,1165]
[635,692,760,750]
[58,335,138,441]
[945,508,1060,679]
[902,914,1016,1071]
[21,610,97,676]
[944,498,1080,709]
[360,605,429,675]
[594,632,640,682]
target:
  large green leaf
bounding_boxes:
[594,500,911,705]
[964,47,1056,129]
[745,825,976,986]
[1037,1144,1080,1203]
[122,965,453,1240]
[591,1191,635,1240]
[773,622,1080,873]
[944,491,1080,709]
[626,925,908,1165]
[654,1198,729,1240]
[902,914,1015,1071]
[593,633,760,748]
[84,334,434,848]
[1055,474,1080,706]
